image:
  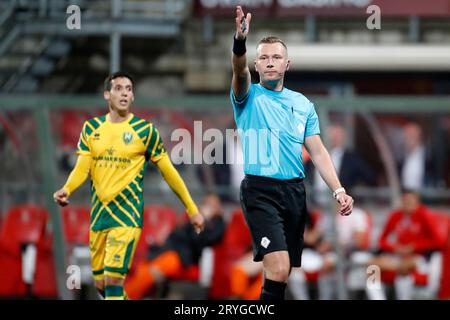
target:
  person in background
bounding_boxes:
[367,189,446,299]
[125,193,225,300]
[399,122,437,191]
[306,123,376,204]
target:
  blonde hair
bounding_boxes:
[257,36,287,51]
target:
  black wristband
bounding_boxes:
[233,36,246,56]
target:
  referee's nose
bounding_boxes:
[266,59,274,68]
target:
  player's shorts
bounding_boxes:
[90,226,141,280]
[240,174,307,267]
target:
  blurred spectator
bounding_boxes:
[229,252,263,300]
[293,204,372,299]
[196,125,245,204]
[306,123,376,204]
[367,189,446,299]
[288,209,323,300]
[398,122,444,190]
[196,142,232,202]
[319,205,371,257]
[322,204,372,299]
[399,123,426,191]
[226,134,245,203]
[125,193,226,299]
[229,210,320,300]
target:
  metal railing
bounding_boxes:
[0,0,17,28]
[13,0,191,19]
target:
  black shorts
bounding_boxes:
[240,174,307,267]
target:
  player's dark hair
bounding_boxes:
[257,36,288,51]
[104,71,135,91]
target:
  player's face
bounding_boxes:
[255,43,290,83]
[104,77,134,113]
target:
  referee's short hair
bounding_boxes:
[257,36,288,51]
[104,71,135,92]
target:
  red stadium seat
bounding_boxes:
[32,232,58,298]
[33,206,91,299]
[143,206,178,246]
[208,208,252,299]
[130,206,178,274]
[439,214,450,299]
[0,250,26,297]
[58,110,90,149]
[62,206,90,245]
[171,265,200,282]
[0,205,48,297]
[429,211,450,299]
[0,205,48,256]
[303,209,322,283]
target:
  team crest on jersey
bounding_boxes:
[122,132,133,145]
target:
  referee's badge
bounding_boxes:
[123,132,133,145]
[297,123,305,136]
[261,237,271,249]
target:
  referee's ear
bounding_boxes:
[286,59,290,71]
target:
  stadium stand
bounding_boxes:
[208,208,252,299]
[130,205,178,276]
[0,205,48,297]
[1,0,449,301]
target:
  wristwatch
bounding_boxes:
[333,187,346,200]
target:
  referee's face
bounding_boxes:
[104,77,134,113]
[255,43,290,83]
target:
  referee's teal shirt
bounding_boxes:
[231,83,320,180]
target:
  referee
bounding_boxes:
[230,6,354,300]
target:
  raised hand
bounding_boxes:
[235,6,251,40]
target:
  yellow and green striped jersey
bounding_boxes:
[77,113,165,231]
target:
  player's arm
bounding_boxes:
[304,135,353,216]
[53,154,91,206]
[231,5,252,101]
[155,153,205,234]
